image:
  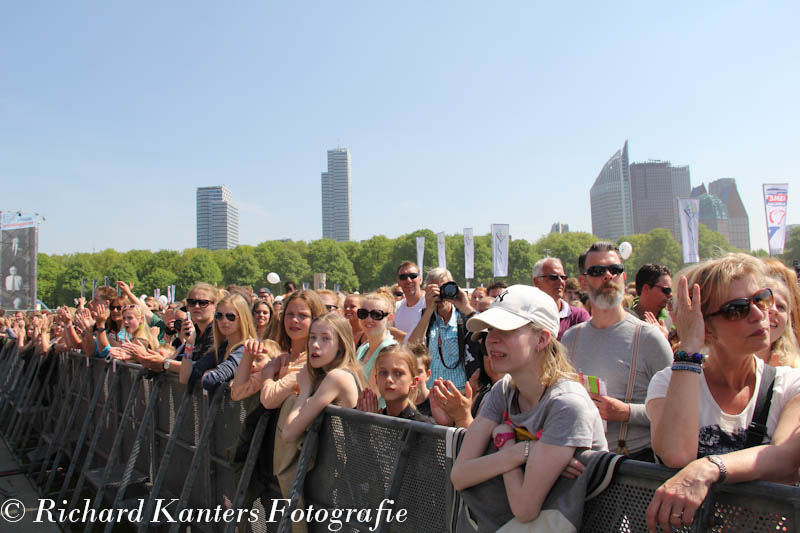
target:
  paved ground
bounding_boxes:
[0,437,60,532]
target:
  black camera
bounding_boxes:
[440,281,459,300]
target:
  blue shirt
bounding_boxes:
[426,308,467,389]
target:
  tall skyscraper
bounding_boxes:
[630,160,691,242]
[708,178,750,250]
[590,140,634,241]
[196,186,240,250]
[321,148,352,242]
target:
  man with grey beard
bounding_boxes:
[561,242,672,462]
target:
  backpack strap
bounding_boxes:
[745,362,776,448]
[617,323,643,454]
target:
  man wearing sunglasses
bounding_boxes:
[630,264,673,328]
[394,261,426,338]
[562,242,672,462]
[532,257,590,340]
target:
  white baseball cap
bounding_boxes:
[466,284,559,338]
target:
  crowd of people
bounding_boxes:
[2,244,800,532]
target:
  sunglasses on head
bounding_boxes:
[652,285,672,296]
[186,298,211,308]
[398,273,419,281]
[704,288,773,321]
[584,264,625,277]
[357,308,390,320]
[214,312,237,322]
[537,274,568,282]
[325,304,339,311]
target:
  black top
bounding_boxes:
[382,403,434,424]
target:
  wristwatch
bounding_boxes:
[706,455,727,483]
[162,359,171,371]
[494,431,516,450]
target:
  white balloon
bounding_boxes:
[158,295,169,307]
[619,241,633,260]
[267,272,280,284]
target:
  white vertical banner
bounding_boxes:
[678,198,700,263]
[437,232,447,269]
[464,228,474,280]
[763,184,789,255]
[416,236,425,273]
[491,224,509,277]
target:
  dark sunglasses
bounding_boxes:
[705,288,773,321]
[109,305,123,311]
[214,312,237,322]
[584,264,625,277]
[186,298,211,308]
[394,292,403,298]
[537,274,568,282]
[398,273,419,281]
[652,285,672,296]
[325,304,339,311]
[357,308,390,320]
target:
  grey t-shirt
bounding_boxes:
[562,314,672,454]
[459,376,607,532]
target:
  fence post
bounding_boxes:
[277,413,325,533]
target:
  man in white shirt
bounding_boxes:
[393,261,426,339]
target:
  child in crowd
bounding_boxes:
[358,344,433,423]
[409,343,433,417]
[118,305,159,350]
[260,290,326,409]
[277,313,365,533]
[179,293,255,393]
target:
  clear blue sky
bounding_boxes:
[2,1,798,255]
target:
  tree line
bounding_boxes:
[35,225,799,307]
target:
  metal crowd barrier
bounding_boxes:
[1,345,800,532]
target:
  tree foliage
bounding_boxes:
[38,224,774,306]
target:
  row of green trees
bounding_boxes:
[36,225,799,307]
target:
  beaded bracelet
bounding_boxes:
[674,350,704,365]
[672,363,702,374]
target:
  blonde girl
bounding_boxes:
[179,293,256,393]
[450,285,606,530]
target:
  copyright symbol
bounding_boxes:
[1,499,25,522]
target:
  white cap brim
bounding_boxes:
[466,307,531,332]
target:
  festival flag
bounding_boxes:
[80,278,87,299]
[464,228,474,280]
[491,224,509,277]
[678,198,700,263]
[416,237,425,273]
[763,184,789,255]
[437,232,447,269]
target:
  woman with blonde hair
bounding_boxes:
[758,277,799,367]
[645,253,800,532]
[450,285,607,530]
[118,305,159,350]
[179,293,256,393]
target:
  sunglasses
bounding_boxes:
[109,305,123,311]
[537,274,568,282]
[357,308,390,320]
[394,292,403,298]
[584,264,625,277]
[398,273,419,281]
[214,312,238,322]
[705,288,773,321]
[186,298,211,308]
[325,304,339,311]
[652,285,672,296]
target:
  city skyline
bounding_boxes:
[2,3,797,255]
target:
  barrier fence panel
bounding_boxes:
[3,347,800,533]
